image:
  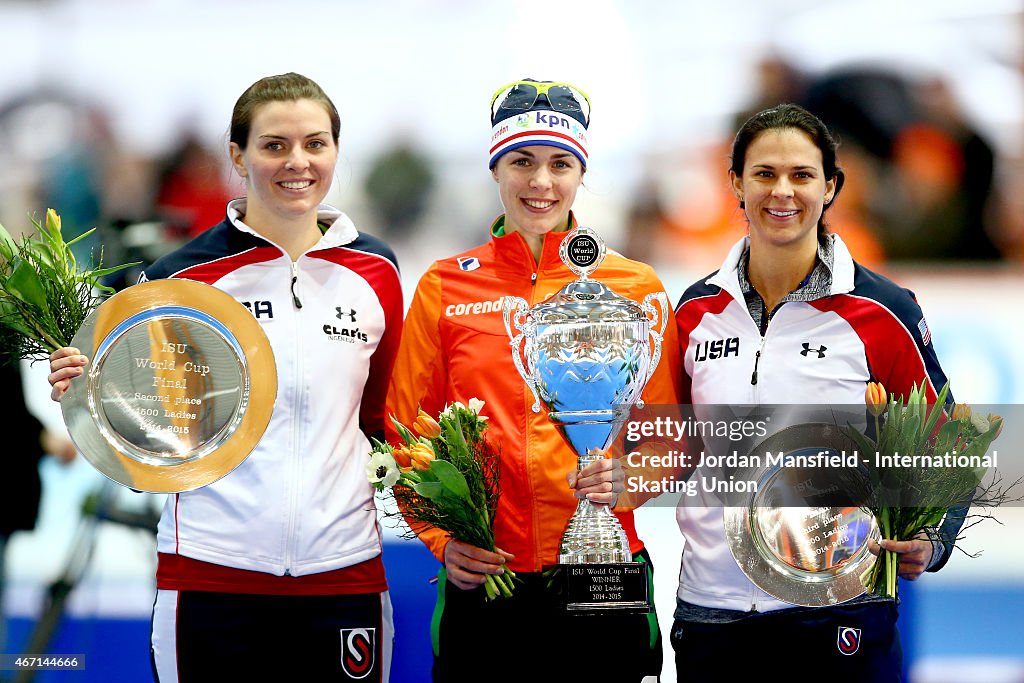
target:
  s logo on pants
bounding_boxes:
[340,628,376,679]
[837,626,862,655]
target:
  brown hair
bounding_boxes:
[229,73,341,150]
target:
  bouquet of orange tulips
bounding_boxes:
[367,399,517,600]
[848,380,1006,598]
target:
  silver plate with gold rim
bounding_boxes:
[61,279,276,493]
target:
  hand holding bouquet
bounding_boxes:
[848,380,1008,598]
[367,399,517,600]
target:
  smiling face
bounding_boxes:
[492,145,583,241]
[229,98,338,229]
[730,127,836,253]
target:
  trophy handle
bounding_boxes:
[502,295,543,413]
[638,291,670,409]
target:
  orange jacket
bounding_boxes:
[386,216,682,572]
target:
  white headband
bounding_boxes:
[488,110,589,169]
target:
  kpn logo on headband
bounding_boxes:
[504,111,585,138]
[491,109,589,167]
[538,111,585,137]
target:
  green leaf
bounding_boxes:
[28,235,61,270]
[0,209,138,362]
[5,258,50,310]
[921,382,949,439]
[390,415,417,446]
[63,226,97,249]
[413,481,444,500]
[898,414,920,457]
[0,307,37,339]
[962,422,999,463]
[415,466,439,483]
[442,411,469,451]
[25,245,66,284]
[430,459,472,501]
[881,400,902,450]
[845,426,877,461]
[0,223,15,252]
[934,420,960,455]
[88,262,140,281]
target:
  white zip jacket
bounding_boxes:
[142,200,403,578]
[674,234,952,612]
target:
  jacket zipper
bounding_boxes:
[751,336,766,386]
[526,268,540,569]
[750,300,777,397]
[750,303,769,605]
[750,312,765,603]
[284,258,304,574]
[290,261,303,309]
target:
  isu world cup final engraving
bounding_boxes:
[62,279,276,493]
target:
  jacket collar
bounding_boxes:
[707,233,856,300]
[226,198,359,252]
[488,212,579,274]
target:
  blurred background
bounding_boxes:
[2,0,1023,681]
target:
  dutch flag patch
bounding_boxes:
[458,257,481,272]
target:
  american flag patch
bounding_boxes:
[918,317,931,345]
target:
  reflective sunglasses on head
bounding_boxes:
[490,80,591,126]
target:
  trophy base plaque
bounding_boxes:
[558,562,650,613]
[553,497,651,613]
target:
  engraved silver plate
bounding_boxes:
[724,423,879,607]
[61,279,276,493]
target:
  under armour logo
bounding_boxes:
[336,307,357,322]
[800,343,827,358]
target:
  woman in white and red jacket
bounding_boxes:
[47,73,402,683]
[673,103,961,683]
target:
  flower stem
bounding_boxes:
[878,506,896,599]
[493,572,514,599]
[32,320,62,352]
[483,575,498,601]
[889,545,897,599]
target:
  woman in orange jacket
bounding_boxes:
[386,79,682,682]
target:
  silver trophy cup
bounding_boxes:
[503,227,667,609]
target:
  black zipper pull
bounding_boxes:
[751,349,761,385]
[291,274,302,309]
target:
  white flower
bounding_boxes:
[468,398,485,414]
[970,412,991,434]
[441,401,465,418]
[367,451,400,488]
